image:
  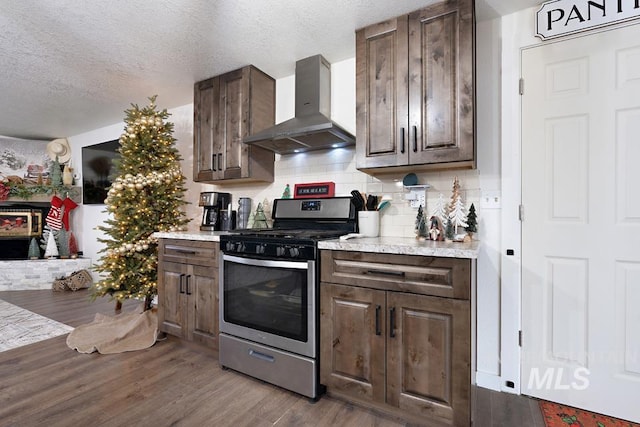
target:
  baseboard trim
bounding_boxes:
[475,371,502,391]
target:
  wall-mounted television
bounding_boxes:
[81,139,120,205]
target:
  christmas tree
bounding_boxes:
[415,205,427,238]
[448,177,468,234]
[445,218,455,241]
[50,157,63,187]
[282,184,291,199]
[465,203,477,234]
[43,229,59,258]
[431,193,448,224]
[57,228,70,258]
[28,237,40,259]
[68,232,79,258]
[93,96,189,311]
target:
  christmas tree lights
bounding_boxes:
[92,96,189,311]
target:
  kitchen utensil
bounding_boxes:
[377,200,390,212]
[351,190,365,211]
[366,195,378,211]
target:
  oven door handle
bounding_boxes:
[223,254,310,270]
[248,349,275,363]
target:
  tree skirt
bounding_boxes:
[67,307,158,354]
[0,299,73,352]
[540,400,639,427]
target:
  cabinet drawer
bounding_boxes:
[320,250,470,300]
[159,239,218,267]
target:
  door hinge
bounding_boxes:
[519,330,522,347]
[519,204,524,221]
[519,78,524,95]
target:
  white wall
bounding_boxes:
[67,53,504,388]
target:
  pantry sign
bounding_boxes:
[536,0,640,39]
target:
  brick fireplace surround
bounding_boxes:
[0,258,93,291]
[1,194,90,291]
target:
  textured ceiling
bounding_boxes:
[0,0,541,140]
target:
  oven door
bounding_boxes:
[219,254,316,358]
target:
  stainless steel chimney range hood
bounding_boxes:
[243,55,355,154]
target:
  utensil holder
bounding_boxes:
[358,211,379,237]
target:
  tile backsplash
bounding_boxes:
[179,136,479,238]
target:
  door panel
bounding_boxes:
[522,24,640,423]
[386,292,470,425]
[189,265,217,348]
[355,16,409,169]
[158,261,186,337]
[320,283,386,404]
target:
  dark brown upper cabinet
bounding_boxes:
[355,0,475,173]
[193,66,275,183]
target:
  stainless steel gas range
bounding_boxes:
[218,197,357,399]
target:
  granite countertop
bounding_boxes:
[318,236,479,259]
[153,231,479,259]
[153,230,228,242]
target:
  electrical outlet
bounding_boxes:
[481,191,501,209]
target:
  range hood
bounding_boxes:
[243,55,355,154]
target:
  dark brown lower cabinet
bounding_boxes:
[320,282,471,426]
[157,240,219,350]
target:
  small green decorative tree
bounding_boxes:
[50,157,63,187]
[58,228,69,258]
[92,96,189,311]
[445,218,455,241]
[28,237,41,259]
[465,203,477,235]
[415,205,427,238]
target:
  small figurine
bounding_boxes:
[429,216,444,241]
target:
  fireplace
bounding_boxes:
[0,202,50,260]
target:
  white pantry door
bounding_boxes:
[521,24,640,423]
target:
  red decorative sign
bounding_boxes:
[294,182,335,199]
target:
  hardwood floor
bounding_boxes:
[0,290,545,427]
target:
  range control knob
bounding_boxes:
[225,241,235,252]
[289,247,300,258]
[237,242,246,253]
[255,244,266,255]
[276,246,286,257]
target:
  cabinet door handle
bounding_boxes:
[375,305,381,336]
[366,269,405,278]
[389,307,396,338]
[179,274,185,294]
[412,125,418,152]
[400,127,406,154]
[211,154,216,171]
[217,153,222,171]
[185,275,192,295]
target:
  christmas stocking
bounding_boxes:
[62,196,78,231]
[46,195,63,230]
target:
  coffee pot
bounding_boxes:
[199,192,231,231]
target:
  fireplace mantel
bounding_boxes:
[0,186,81,205]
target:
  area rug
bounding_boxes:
[540,400,640,427]
[66,307,158,354]
[0,299,74,352]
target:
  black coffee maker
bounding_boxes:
[199,192,231,231]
